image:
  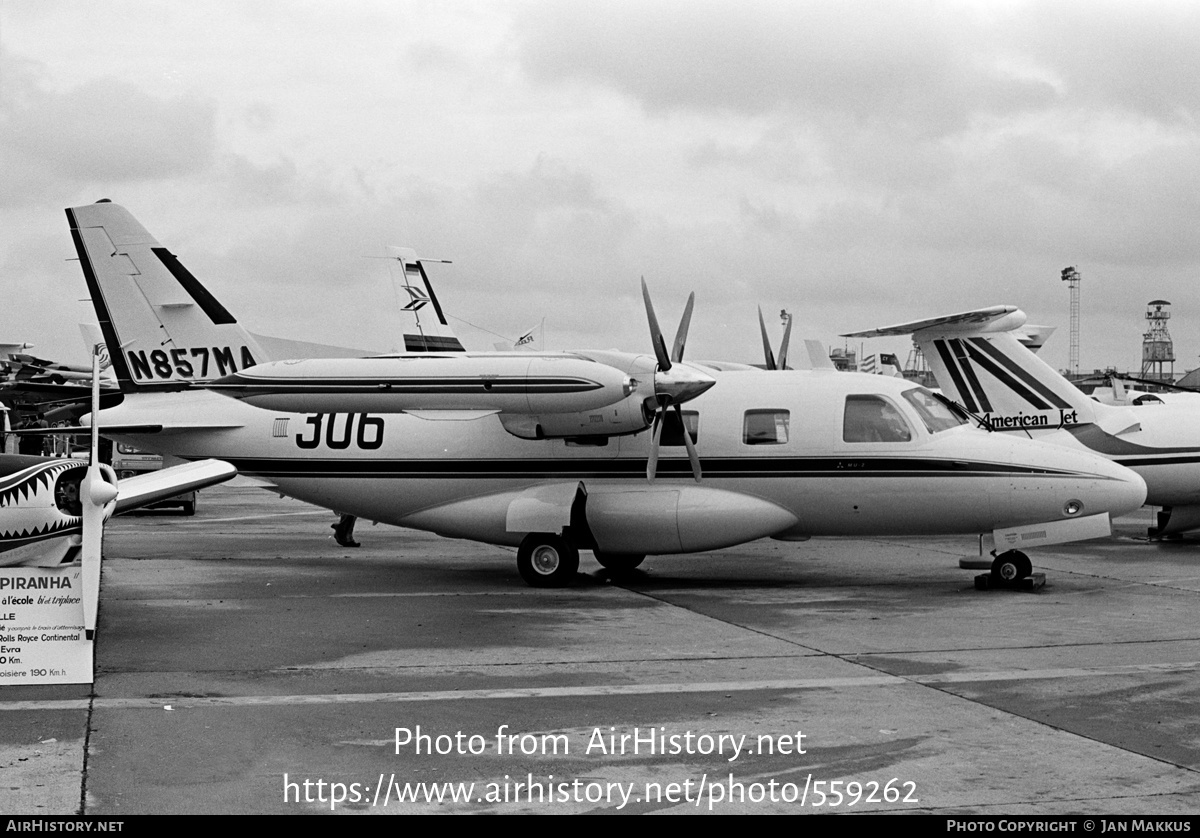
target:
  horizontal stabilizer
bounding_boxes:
[843,306,1024,338]
[844,304,1098,426]
[114,458,237,514]
[250,332,369,361]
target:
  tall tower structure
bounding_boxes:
[1141,299,1175,383]
[1060,266,1081,376]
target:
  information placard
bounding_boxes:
[0,566,94,685]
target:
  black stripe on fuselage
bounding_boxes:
[199,455,1092,480]
[1115,455,1200,468]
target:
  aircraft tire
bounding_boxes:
[991,550,1031,583]
[517,534,579,588]
[593,552,645,573]
[182,499,196,516]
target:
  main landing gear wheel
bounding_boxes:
[517,534,580,588]
[991,550,1032,583]
[593,552,646,573]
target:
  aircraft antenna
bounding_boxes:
[1060,266,1081,376]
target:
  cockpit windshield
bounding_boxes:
[902,387,967,433]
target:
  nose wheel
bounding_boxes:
[991,550,1032,583]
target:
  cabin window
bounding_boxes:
[743,410,789,445]
[843,395,912,443]
[661,410,699,447]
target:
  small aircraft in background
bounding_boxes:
[844,305,1200,536]
[1,351,236,636]
[65,202,1147,586]
[1073,373,1200,407]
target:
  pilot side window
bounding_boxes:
[661,410,699,446]
[843,395,912,443]
[743,410,789,445]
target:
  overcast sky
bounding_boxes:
[3,1,1198,375]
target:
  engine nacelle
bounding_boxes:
[498,395,653,440]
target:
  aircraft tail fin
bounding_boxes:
[843,306,1100,427]
[67,201,269,394]
[384,247,466,352]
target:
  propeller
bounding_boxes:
[641,279,714,482]
[80,346,117,639]
[758,307,793,370]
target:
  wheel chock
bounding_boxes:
[974,572,1045,591]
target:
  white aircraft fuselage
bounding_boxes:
[92,368,1145,553]
[1010,403,1200,509]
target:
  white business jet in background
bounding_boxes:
[844,305,1200,536]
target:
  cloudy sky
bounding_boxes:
[3,1,1199,375]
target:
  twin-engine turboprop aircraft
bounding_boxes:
[65,201,1147,586]
[844,306,1200,536]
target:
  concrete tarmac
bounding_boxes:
[3,485,1200,815]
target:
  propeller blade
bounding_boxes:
[758,306,777,370]
[641,278,671,371]
[80,465,116,639]
[81,347,116,639]
[777,314,793,371]
[674,404,702,482]
[670,292,695,364]
[646,406,665,482]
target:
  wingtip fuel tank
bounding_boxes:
[207,353,648,416]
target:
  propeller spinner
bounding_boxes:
[641,279,714,482]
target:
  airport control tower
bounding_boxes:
[1141,299,1175,383]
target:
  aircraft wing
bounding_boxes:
[114,458,237,514]
[842,306,1024,338]
[13,421,245,437]
[99,421,244,434]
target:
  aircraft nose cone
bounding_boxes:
[1053,445,1147,520]
[1106,461,1148,518]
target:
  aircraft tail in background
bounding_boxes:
[844,306,1100,429]
[382,246,466,352]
